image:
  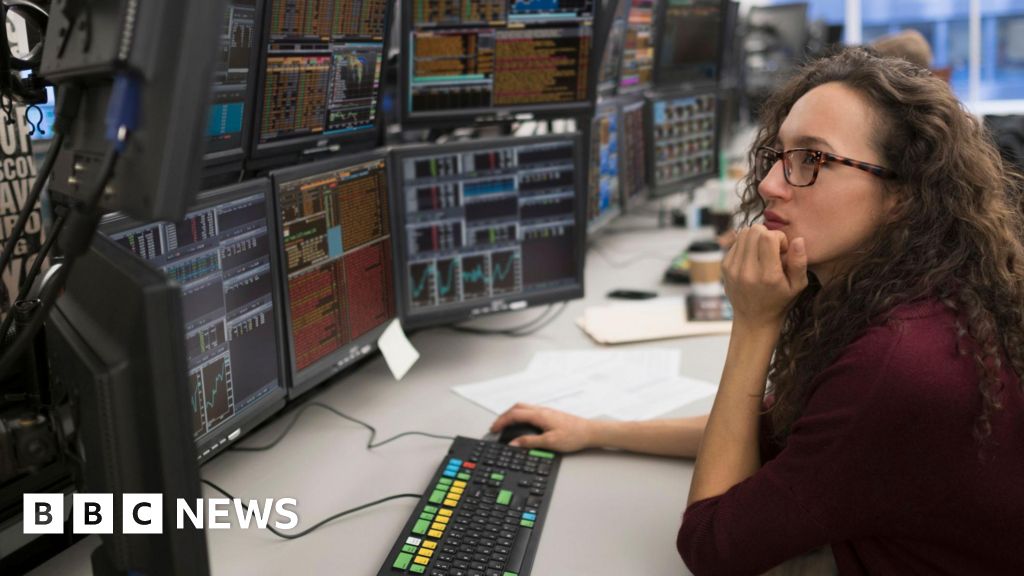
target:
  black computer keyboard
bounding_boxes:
[378,436,561,576]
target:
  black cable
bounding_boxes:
[0,208,67,341]
[200,478,422,541]
[0,85,82,277]
[0,145,120,376]
[0,128,64,275]
[230,401,454,453]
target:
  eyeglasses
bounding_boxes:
[755,146,898,187]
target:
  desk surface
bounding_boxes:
[31,214,729,576]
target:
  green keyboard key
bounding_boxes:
[423,505,438,514]
[410,565,426,574]
[457,472,471,480]
[503,572,518,576]
[520,519,535,528]
[529,449,555,459]
[437,478,452,486]
[428,490,446,504]
[393,552,413,570]
[490,472,505,481]
[419,512,433,521]
[496,489,513,505]
[412,519,430,535]
[402,544,417,554]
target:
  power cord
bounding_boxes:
[199,479,422,541]
[447,302,568,337]
[0,75,136,376]
[230,401,455,453]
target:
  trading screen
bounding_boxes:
[652,91,717,190]
[108,190,283,448]
[258,0,388,147]
[396,138,581,321]
[207,0,258,157]
[406,0,594,120]
[619,97,648,203]
[275,156,395,380]
[656,0,724,86]
[588,104,620,226]
[619,0,657,93]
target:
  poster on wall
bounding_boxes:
[0,11,41,318]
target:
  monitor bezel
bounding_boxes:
[248,0,393,167]
[593,0,629,100]
[586,98,623,234]
[398,0,597,127]
[645,86,722,198]
[389,134,587,330]
[202,0,266,173]
[651,0,729,89]
[269,148,396,399]
[98,178,289,463]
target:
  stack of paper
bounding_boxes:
[576,297,732,345]
[452,349,717,421]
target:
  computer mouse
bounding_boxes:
[497,422,544,445]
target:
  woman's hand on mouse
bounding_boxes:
[489,403,595,452]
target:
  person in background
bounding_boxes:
[491,46,1024,574]
[870,29,933,69]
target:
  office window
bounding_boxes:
[985,12,1024,100]
[861,0,970,98]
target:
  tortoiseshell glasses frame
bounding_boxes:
[755,146,898,187]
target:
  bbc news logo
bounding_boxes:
[24,494,299,534]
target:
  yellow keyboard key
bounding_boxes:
[443,499,457,507]
[435,516,449,525]
[422,540,437,550]
[453,481,467,489]
[438,509,453,517]
[449,486,464,495]
[418,548,434,558]
[430,522,445,531]
[427,529,443,538]
[413,556,429,565]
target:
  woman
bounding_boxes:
[490,47,1024,574]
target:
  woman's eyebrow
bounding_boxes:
[791,134,836,151]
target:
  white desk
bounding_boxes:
[30,213,729,576]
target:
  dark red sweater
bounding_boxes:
[678,300,1024,575]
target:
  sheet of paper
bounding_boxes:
[377,319,420,380]
[452,349,715,420]
[604,376,718,421]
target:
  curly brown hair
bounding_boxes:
[738,46,1024,448]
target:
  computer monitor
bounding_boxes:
[647,88,719,196]
[100,179,288,462]
[251,0,391,165]
[204,0,262,172]
[391,135,586,329]
[653,0,727,87]
[587,100,622,232]
[46,234,210,575]
[618,95,649,209]
[618,0,658,94]
[744,2,808,92]
[400,0,595,125]
[595,0,629,99]
[270,150,396,398]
